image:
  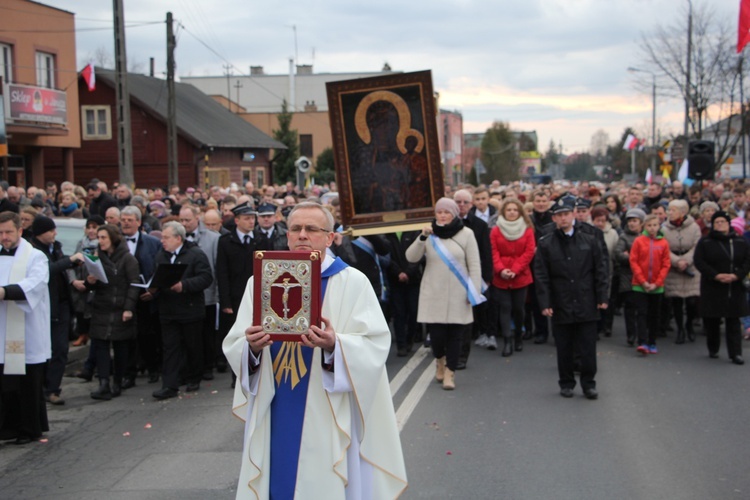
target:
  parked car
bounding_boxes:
[53,217,87,255]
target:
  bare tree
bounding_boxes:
[84,46,114,69]
[636,3,746,168]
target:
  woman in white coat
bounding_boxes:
[407,197,483,390]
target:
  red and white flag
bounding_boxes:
[645,168,653,184]
[623,134,638,150]
[81,63,95,92]
[739,0,750,53]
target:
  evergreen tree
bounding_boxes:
[272,99,299,183]
[480,121,518,184]
[314,147,337,185]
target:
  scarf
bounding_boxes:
[495,216,527,241]
[671,216,685,228]
[60,202,79,216]
[432,217,463,239]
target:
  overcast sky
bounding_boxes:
[43,0,741,154]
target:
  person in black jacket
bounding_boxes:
[30,216,84,405]
[86,182,117,218]
[151,221,213,400]
[530,189,552,344]
[216,202,257,377]
[535,196,608,400]
[385,230,423,356]
[85,225,140,400]
[455,189,492,368]
[120,206,163,386]
[694,211,750,365]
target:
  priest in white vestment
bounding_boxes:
[0,211,51,445]
[223,202,407,499]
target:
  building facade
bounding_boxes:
[43,68,284,189]
[0,0,81,187]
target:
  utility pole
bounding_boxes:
[223,64,232,110]
[113,0,134,186]
[684,0,692,160]
[234,80,243,110]
[166,11,178,187]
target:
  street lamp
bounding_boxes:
[627,67,657,152]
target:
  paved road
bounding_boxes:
[1,317,749,499]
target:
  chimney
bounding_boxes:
[150,57,155,77]
[250,65,264,75]
[296,64,313,75]
[304,100,318,112]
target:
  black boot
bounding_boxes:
[514,331,523,352]
[502,338,513,357]
[675,325,686,344]
[686,321,696,342]
[111,378,122,398]
[90,379,112,401]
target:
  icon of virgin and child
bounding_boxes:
[347,89,432,214]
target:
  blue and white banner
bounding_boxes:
[429,235,487,306]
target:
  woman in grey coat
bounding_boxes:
[85,225,140,400]
[406,197,482,391]
[662,200,701,344]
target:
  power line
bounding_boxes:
[0,21,163,34]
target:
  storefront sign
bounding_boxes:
[6,83,67,125]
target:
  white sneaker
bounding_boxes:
[486,336,498,350]
[475,334,489,347]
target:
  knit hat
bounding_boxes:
[711,210,731,226]
[31,215,56,236]
[731,217,745,234]
[435,197,459,218]
[625,208,646,221]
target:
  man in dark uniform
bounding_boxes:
[216,202,257,377]
[253,202,288,251]
[535,196,609,400]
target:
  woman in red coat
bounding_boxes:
[489,199,536,356]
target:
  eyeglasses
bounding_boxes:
[455,200,472,204]
[288,225,330,234]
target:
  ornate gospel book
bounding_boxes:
[252,250,322,341]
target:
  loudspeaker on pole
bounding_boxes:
[687,140,715,180]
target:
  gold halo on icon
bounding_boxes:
[354,90,424,154]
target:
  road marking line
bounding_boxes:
[395,360,435,433]
[389,346,429,397]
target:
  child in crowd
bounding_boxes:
[629,214,671,355]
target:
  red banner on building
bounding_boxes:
[6,83,67,125]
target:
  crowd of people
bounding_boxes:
[1,174,750,447]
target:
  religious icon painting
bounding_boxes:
[253,250,322,341]
[326,70,445,233]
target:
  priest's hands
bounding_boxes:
[302,316,335,352]
[245,325,272,356]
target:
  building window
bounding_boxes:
[0,43,12,83]
[81,105,112,140]
[299,134,313,158]
[241,167,252,185]
[256,167,265,187]
[36,51,55,88]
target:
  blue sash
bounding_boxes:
[429,235,487,306]
[269,257,348,499]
